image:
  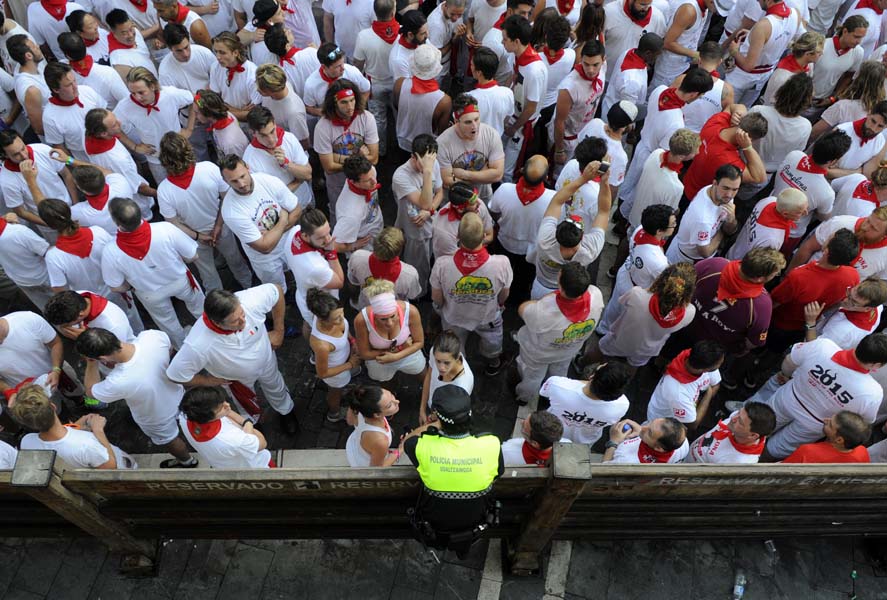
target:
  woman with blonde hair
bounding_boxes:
[809,61,887,144]
[833,163,887,217]
[208,32,260,121]
[594,263,698,371]
[760,32,824,105]
[354,279,426,384]
[308,289,361,423]
[192,88,248,157]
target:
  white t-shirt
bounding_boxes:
[42,86,107,161]
[541,49,577,109]
[0,311,56,387]
[541,376,630,445]
[74,59,129,110]
[603,48,649,117]
[70,291,135,342]
[814,215,887,279]
[471,83,514,136]
[21,427,136,469]
[101,221,199,292]
[157,161,228,233]
[167,284,279,385]
[91,330,183,429]
[208,60,261,109]
[354,26,396,91]
[529,219,605,290]
[666,186,730,263]
[242,131,312,207]
[321,0,375,59]
[834,120,886,172]
[347,250,421,309]
[832,174,884,218]
[179,414,271,469]
[220,172,298,270]
[687,413,764,464]
[611,435,689,464]
[0,222,49,287]
[468,0,506,42]
[554,160,599,227]
[726,196,791,259]
[259,85,309,143]
[302,64,371,109]
[71,173,132,236]
[578,119,628,187]
[481,27,512,85]
[501,436,571,466]
[812,38,864,100]
[114,86,194,165]
[625,149,684,229]
[45,226,113,292]
[0,144,71,215]
[518,286,605,362]
[820,307,883,350]
[647,367,722,424]
[284,226,336,321]
[488,182,555,255]
[771,150,834,239]
[27,1,85,60]
[748,105,811,173]
[603,0,667,79]
[331,183,384,246]
[511,54,547,121]
[0,440,17,469]
[158,43,215,92]
[107,30,158,76]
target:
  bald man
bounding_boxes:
[726,188,810,260]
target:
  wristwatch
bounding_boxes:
[605,440,620,450]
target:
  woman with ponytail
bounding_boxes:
[344,384,404,467]
[594,262,697,371]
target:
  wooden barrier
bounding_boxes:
[7,445,887,575]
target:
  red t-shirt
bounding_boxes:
[770,262,860,331]
[783,441,870,464]
[682,112,746,200]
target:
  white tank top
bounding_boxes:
[655,0,710,83]
[427,348,475,410]
[738,11,800,75]
[682,77,724,132]
[396,79,445,151]
[345,413,392,467]
[310,319,351,372]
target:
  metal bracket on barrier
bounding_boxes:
[552,443,593,481]
[11,449,56,487]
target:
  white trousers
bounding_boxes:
[134,274,205,350]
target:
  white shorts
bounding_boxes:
[366,349,426,382]
[138,415,182,446]
[323,368,352,389]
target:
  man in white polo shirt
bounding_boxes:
[44,290,136,343]
[167,285,300,435]
[830,103,887,179]
[687,403,776,464]
[748,333,887,460]
[647,341,725,432]
[179,386,273,469]
[78,327,198,468]
[220,155,302,290]
[243,106,313,208]
[333,155,384,255]
[101,197,204,350]
[726,189,809,259]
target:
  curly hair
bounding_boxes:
[159,132,196,176]
[649,262,697,316]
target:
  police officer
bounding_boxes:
[403,384,503,557]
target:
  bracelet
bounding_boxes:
[741,145,753,152]
[193,230,199,240]
[65,156,74,166]
[323,249,338,261]
[391,449,401,459]
[52,366,62,372]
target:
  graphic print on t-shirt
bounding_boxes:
[453,150,488,171]
[252,199,281,232]
[555,318,597,345]
[333,131,366,157]
[451,274,494,303]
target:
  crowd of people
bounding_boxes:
[2,0,887,484]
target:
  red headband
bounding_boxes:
[453,104,479,120]
[335,88,355,101]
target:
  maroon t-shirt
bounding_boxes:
[686,257,772,353]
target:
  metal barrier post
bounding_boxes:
[11,450,158,575]
[506,443,591,575]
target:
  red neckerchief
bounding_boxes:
[620,49,647,71]
[555,290,591,323]
[441,205,468,221]
[249,126,286,152]
[281,2,295,13]
[776,54,809,73]
[765,2,790,17]
[710,420,766,455]
[49,94,83,108]
[659,151,683,173]
[453,247,490,275]
[187,418,223,441]
[717,260,763,301]
[0,219,6,236]
[330,110,357,129]
[207,115,234,131]
[665,349,699,384]
[658,87,686,111]
[171,3,189,23]
[696,0,708,13]
[85,184,110,210]
[2,377,34,401]
[832,36,850,56]
[2,146,33,171]
[521,441,553,466]
[476,79,497,89]
[638,440,675,463]
[107,32,135,52]
[128,0,149,12]
[557,0,575,14]
[116,220,152,260]
[543,46,565,63]
[634,227,665,247]
[347,179,380,202]
[853,118,875,145]
[854,217,887,250]
[623,0,652,26]
[70,56,94,77]
[167,163,196,189]
[279,46,298,66]
[516,177,546,205]
[372,19,400,44]
[832,349,870,373]
[755,200,794,244]
[649,293,686,328]
[411,77,440,94]
[853,179,879,205]
[82,34,99,47]
[81,291,109,324]
[492,13,506,29]
[398,35,418,49]
[514,44,542,73]
[290,230,322,255]
[55,227,94,259]
[130,90,160,115]
[319,65,337,85]
[85,135,115,155]
[797,154,827,175]
[226,64,245,85]
[841,307,879,331]
[202,312,238,334]
[40,0,67,21]
[710,69,720,79]
[368,254,402,282]
[856,0,883,14]
[572,63,603,94]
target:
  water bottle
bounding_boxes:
[732,571,747,599]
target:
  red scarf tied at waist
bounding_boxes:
[648,293,686,328]
[716,260,763,301]
[453,246,490,275]
[116,220,152,260]
[368,254,402,282]
[664,349,699,384]
[372,19,400,44]
[555,290,591,323]
[56,227,94,259]
[521,441,553,466]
